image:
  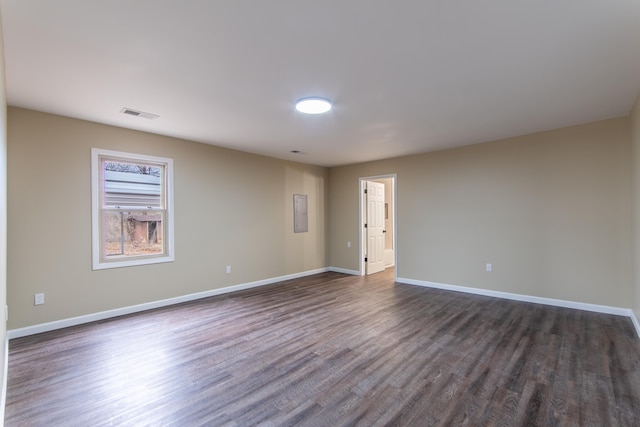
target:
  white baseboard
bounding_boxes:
[631,310,640,339]
[7,268,329,339]
[397,277,637,333]
[9,270,639,341]
[329,266,361,276]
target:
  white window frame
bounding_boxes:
[91,148,174,270]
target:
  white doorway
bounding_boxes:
[360,175,396,276]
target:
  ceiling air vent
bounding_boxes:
[120,108,159,120]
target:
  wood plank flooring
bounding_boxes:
[5,269,640,426]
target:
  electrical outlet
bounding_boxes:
[486,263,493,272]
[347,241,351,248]
[34,293,45,305]
[226,265,231,274]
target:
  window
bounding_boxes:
[91,148,174,270]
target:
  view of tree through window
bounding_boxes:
[104,161,161,177]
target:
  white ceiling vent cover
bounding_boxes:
[120,108,159,120]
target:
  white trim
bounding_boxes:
[91,148,175,270]
[397,277,635,318]
[631,310,640,339]
[329,266,360,275]
[8,268,328,339]
[1,335,7,427]
[359,179,364,276]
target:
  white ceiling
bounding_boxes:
[2,1,640,167]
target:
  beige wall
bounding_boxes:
[7,108,328,329]
[0,7,7,413]
[330,118,632,307]
[632,94,640,321]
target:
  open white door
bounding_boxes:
[365,181,385,275]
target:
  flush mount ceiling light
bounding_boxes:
[295,97,332,114]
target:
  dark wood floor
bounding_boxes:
[5,269,640,426]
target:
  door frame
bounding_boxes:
[359,174,397,279]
